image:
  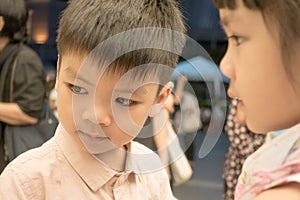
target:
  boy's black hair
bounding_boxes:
[57,0,186,84]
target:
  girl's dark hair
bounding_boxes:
[213,0,300,80]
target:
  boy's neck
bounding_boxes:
[95,145,128,172]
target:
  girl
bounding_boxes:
[213,0,300,199]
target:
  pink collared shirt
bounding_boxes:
[235,123,300,200]
[0,124,174,200]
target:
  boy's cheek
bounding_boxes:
[113,109,147,138]
[129,106,152,126]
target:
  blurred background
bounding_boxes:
[25,0,227,67]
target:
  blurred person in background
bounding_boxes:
[46,72,58,120]
[173,75,201,167]
[134,84,175,187]
[0,0,45,172]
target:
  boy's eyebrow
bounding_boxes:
[63,66,94,86]
[114,87,148,96]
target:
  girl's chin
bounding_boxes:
[236,101,246,125]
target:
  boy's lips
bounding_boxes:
[78,131,108,142]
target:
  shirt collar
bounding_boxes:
[124,142,135,173]
[54,124,117,192]
[54,124,163,190]
[125,141,164,174]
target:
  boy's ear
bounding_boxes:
[148,82,174,117]
[54,55,60,91]
[155,81,174,105]
[0,17,5,32]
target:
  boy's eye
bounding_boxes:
[228,35,244,46]
[115,97,136,106]
[68,84,88,94]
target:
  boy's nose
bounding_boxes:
[83,108,111,126]
[220,49,235,80]
[95,107,112,126]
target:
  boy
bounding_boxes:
[0,0,186,199]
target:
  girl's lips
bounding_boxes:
[235,99,246,124]
[227,89,236,99]
[236,98,244,107]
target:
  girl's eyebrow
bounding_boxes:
[219,9,240,29]
[220,13,235,29]
[220,9,248,30]
[221,15,230,27]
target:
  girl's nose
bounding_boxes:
[220,48,235,80]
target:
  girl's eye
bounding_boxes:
[228,35,244,46]
[115,97,136,106]
[68,84,88,94]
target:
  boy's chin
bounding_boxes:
[80,138,117,154]
[88,147,118,155]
